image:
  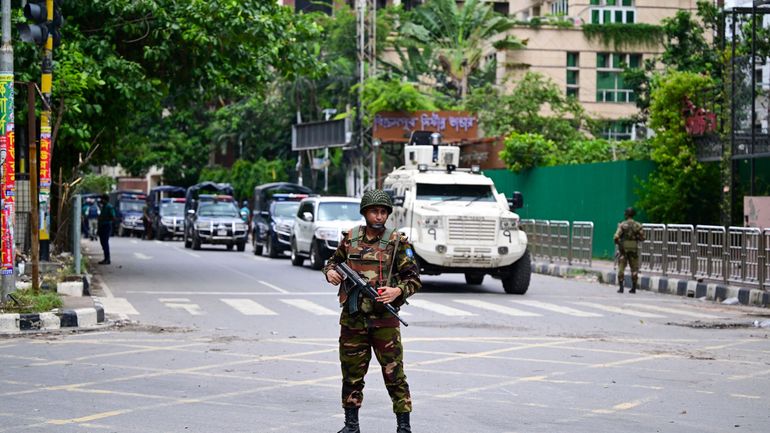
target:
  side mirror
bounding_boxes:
[508,192,524,210]
[302,212,313,222]
[393,195,405,207]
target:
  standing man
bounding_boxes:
[86,199,100,241]
[614,207,645,293]
[323,189,421,433]
[97,194,116,265]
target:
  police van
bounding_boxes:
[382,134,530,294]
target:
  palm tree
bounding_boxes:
[396,0,525,99]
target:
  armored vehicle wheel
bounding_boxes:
[226,243,234,251]
[309,239,324,270]
[192,235,202,250]
[502,250,531,295]
[465,273,485,285]
[237,241,246,252]
[290,238,304,266]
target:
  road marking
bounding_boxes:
[94,297,139,318]
[221,299,277,315]
[280,299,338,315]
[48,409,133,425]
[591,398,651,414]
[92,274,115,298]
[133,252,152,260]
[511,300,602,317]
[572,302,666,318]
[259,280,290,294]
[161,299,204,315]
[407,299,476,316]
[730,393,761,399]
[455,299,540,317]
[127,291,334,296]
[130,240,138,244]
[175,247,200,258]
[623,303,722,319]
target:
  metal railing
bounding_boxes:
[639,223,769,290]
[520,219,594,266]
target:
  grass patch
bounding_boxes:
[0,288,62,314]
[567,268,587,276]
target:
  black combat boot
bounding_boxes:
[617,281,624,293]
[337,407,360,433]
[629,281,637,294]
[396,412,412,433]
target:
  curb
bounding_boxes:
[531,262,769,307]
[0,303,105,334]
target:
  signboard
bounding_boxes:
[744,196,770,229]
[0,73,13,275]
[373,111,478,143]
[292,118,350,151]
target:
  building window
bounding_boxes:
[551,0,569,15]
[601,120,635,141]
[566,52,579,98]
[590,0,635,24]
[596,53,641,103]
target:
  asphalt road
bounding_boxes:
[1,236,769,433]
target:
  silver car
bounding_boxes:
[189,199,248,251]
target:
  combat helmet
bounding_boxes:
[360,189,393,215]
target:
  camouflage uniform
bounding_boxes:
[614,216,645,292]
[323,225,421,414]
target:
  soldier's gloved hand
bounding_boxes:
[327,269,343,286]
[375,286,402,304]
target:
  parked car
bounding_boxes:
[109,190,146,237]
[147,185,186,240]
[253,193,308,258]
[187,195,247,251]
[183,181,236,249]
[290,196,363,270]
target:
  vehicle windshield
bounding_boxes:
[415,183,495,202]
[272,202,301,218]
[198,202,239,218]
[160,202,185,217]
[318,202,362,222]
[120,201,144,213]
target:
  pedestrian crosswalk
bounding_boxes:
[102,295,729,322]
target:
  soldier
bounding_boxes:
[614,207,645,293]
[323,189,421,433]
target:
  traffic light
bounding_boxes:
[18,1,63,47]
[18,1,49,46]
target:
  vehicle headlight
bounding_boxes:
[315,227,339,241]
[196,222,209,230]
[500,217,518,230]
[235,223,247,231]
[420,217,442,228]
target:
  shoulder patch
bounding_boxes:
[405,247,414,259]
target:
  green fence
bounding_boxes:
[485,160,657,259]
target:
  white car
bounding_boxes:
[290,196,363,269]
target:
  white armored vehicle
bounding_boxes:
[383,137,530,294]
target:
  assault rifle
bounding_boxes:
[336,262,409,327]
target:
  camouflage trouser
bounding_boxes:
[618,250,640,286]
[339,324,412,413]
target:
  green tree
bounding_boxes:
[499,132,557,173]
[637,71,720,223]
[394,0,524,100]
[199,159,294,202]
[361,78,438,124]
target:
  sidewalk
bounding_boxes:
[531,258,770,307]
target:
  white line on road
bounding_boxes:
[93,297,139,318]
[175,247,201,258]
[92,274,115,298]
[407,299,476,316]
[280,299,338,315]
[133,253,152,260]
[622,303,722,319]
[510,300,603,317]
[259,280,290,294]
[159,298,191,302]
[164,302,204,315]
[221,299,277,315]
[455,299,541,317]
[126,291,334,296]
[572,302,665,318]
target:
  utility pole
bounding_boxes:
[1,0,16,299]
[38,0,56,262]
[354,0,377,196]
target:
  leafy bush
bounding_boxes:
[500,132,557,172]
[0,289,62,314]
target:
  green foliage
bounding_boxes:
[499,132,557,172]
[73,174,115,195]
[582,23,664,50]
[660,9,718,74]
[638,71,720,224]
[390,0,524,100]
[199,159,294,202]
[361,78,438,124]
[0,289,62,314]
